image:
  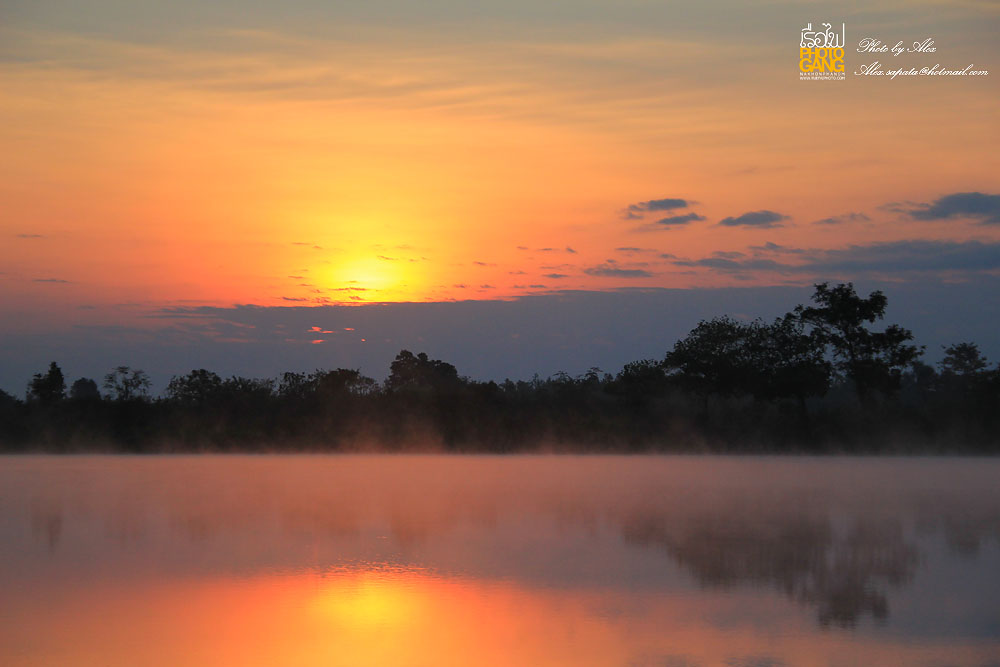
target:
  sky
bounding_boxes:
[1,0,998,393]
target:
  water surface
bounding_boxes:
[2,455,998,666]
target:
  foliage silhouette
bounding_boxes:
[27,362,65,406]
[794,283,922,398]
[1,284,997,452]
[69,378,101,401]
[103,367,152,402]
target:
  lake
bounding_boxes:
[1,455,998,666]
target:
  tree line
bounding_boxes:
[1,283,997,453]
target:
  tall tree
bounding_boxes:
[663,316,829,404]
[166,369,223,405]
[793,283,922,398]
[69,377,101,401]
[103,367,152,401]
[938,342,990,397]
[386,350,460,393]
[313,368,378,399]
[939,342,989,377]
[663,317,761,398]
[756,314,832,405]
[27,362,66,406]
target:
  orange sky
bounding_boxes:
[1,2,998,314]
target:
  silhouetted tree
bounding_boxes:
[612,359,670,402]
[938,343,994,400]
[69,377,101,401]
[386,350,460,393]
[1,287,996,453]
[0,388,18,409]
[758,314,831,405]
[103,366,151,401]
[166,369,223,405]
[664,316,830,409]
[27,362,66,406]
[794,283,922,398]
[277,371,315,401]
[939,342,988,378]
[313,368,378,399]
[222,376,276,399]
[900,360,938,398]
[663,317,760,397]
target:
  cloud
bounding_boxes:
[16,233,45,239]
[906,192,1000,225]
[33,278,71,283]
[641,198,689,211]
[812,212,871,226]
[623,197,706,230]
[655,212,705,227]
[673,257,784,272]
[583,262,653,278]
[749,242,806,255]
[622,196,693,220]
[672,239,1000,276]
[518,246,577,254]
[718,210,788,228]
[544,273,569,279]
[808,239,1000,273]
[615,247,656,254]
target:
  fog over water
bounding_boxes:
[2,455,999,666]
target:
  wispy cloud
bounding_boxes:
[812,212,870,226]
[584,261,653,278]
[718,210,788,228]
[654,212,705,227]
[622,196,692,220]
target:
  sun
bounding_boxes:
[326,254,414,302]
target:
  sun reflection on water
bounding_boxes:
[310,567,428,631]
[2,456,1000,666]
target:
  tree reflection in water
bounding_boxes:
[623,507,919,628]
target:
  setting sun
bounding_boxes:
[321,254,421,303]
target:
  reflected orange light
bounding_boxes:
[6,567,1000,667]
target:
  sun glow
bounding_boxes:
[325,254,419,303]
